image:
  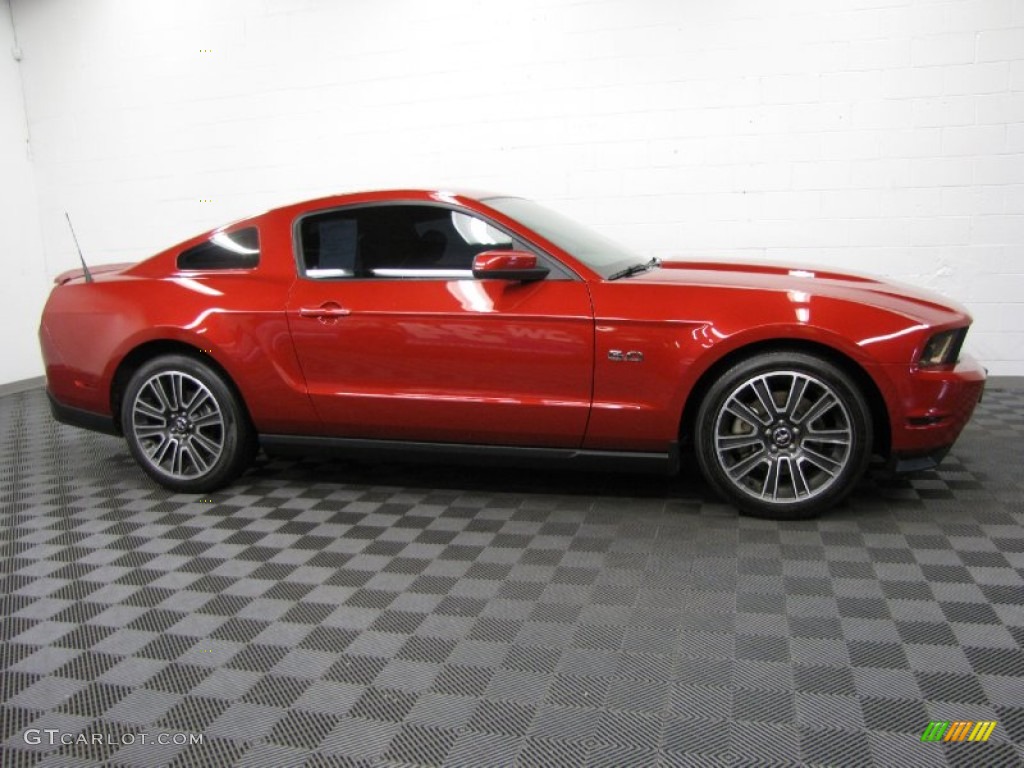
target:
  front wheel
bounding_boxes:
[694,351,872,519]
[121,354,257,493]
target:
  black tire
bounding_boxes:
[121,354,257,493]
[694,351,872,519]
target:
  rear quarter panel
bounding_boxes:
[41,268,319,434]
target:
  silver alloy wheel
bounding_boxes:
[130,371,225,479]
[713,371,853,504]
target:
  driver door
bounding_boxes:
[285,203,594,447]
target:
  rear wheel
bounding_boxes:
[694,351,872,519]
[121,354,256,493]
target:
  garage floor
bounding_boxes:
[2,386,1022,768]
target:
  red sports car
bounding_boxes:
[39,190,985,518]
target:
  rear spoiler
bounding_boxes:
[54,262,135,285]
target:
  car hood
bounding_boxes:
[632,259,969,322]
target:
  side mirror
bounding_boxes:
[472,250,549,282]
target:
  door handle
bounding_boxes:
[298,302,350,324]
[298,304,351,319]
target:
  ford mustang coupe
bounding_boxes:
[39,190,985,518]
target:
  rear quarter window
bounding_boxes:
[177,227,260,270]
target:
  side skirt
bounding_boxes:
[259,434,681,475]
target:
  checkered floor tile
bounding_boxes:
[2,386,1022,767]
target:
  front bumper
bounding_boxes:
[888,444,952,473]
[888,353,985,463]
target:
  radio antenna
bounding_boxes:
[65,211,93,283]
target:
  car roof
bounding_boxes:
[262,188,514,220]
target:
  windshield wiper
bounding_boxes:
[608,257,661,281]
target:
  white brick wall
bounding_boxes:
[6,0,1024,378]
[0,0,48,383]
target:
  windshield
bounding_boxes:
[484,197,643,278]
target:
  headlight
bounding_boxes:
[919,328,967,368]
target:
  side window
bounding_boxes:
[298,205,515,279]
[177,227,259,270]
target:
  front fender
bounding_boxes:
[584,283,929,451]
[672,319,903,415]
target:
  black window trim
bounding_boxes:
[290,200,579,282]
